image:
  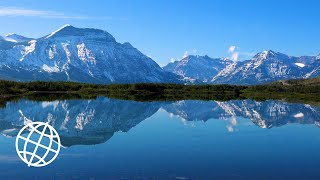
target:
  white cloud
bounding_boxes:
[231,52,239,61]
[0,6,127,20]
[228,46,237,53]
[227,45,239,61]
[227,46,257,61]
[0,6,87,19]
[182,51,189,59]
[170,58,176,62]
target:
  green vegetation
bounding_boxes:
[271,76,320,86]
[241,77,320,105]
[0,80,247,101]
[0,77,320,106]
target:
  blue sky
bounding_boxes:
[0,0,319,65]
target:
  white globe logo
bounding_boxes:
[15,122,61,167]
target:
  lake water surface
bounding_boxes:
[0,97,320,179]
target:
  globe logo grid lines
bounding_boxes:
[15,122,61,167]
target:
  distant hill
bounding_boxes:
[272,76,320,86]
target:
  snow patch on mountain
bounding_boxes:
[77,43,96,64]
[294,63,305,68]
[211,61,239,82]
[48,45,57,59]
[42,64,60,73]
[304,70,316,78]
[2,36,17,42]
[20,40,37,62]
[75,109,95,130]
[2,33,32,43]
[294,112,304,118]
[46,24,71,39]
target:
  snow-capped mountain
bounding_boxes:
[211,50,315,84]
[1,33,33,43]
[1,25,319,85]
[165,50,320,85]
[163,55,232,83]
[0,25,180,84]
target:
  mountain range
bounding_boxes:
[0,25,319,85]
[164,50,320,85]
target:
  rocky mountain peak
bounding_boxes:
[44,25,116,42]
[0,25,180,84]
[253,50,279,60]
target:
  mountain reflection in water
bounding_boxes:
[0,97,319,147]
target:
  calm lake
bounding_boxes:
[0,97,320,180]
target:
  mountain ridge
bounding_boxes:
[163,55,232,83]
[165,49,320,85]
[0,25,181,84]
